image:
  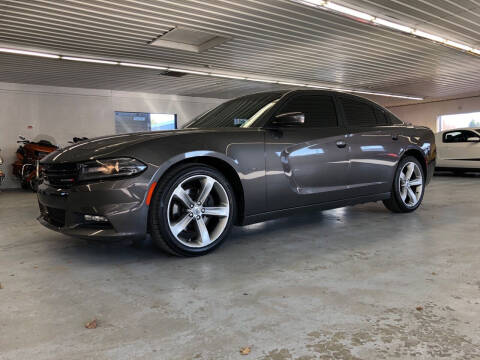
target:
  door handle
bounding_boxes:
[336,140,347,148]
[392,134,399,140]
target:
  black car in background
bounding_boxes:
[38,90,436,256]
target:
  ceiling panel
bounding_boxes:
[1,0,480,101]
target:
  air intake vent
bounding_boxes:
[150,27,230,53]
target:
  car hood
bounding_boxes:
[41,129,221,163]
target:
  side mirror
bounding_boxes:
[467,137,480,142]
[272,112,305,126]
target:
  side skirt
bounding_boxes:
[241,192,391,226]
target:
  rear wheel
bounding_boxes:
[149,164,235,256]
[383,156,425,213]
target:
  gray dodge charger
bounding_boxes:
[38,90,436,256]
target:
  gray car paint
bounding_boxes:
[37,90,436,241]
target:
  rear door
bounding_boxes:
[338,96,398,197]
[264,93,350,211]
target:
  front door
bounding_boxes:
[265,94,350,211]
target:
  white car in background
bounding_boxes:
[435,128,480,173]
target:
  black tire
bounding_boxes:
[149,164,235,256]
[383,156,425,213]
[21,180,30,190]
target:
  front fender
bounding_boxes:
[150,150,242,183]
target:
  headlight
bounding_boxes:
[0,156,3,165]
[78,158,147,181]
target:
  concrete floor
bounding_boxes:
[1,174,480,360]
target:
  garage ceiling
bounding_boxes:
[1,0,480,102]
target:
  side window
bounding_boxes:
[277,95,338,127]
[374,108,388,125]
[340,98,377,127]
[443,130,478,143]
[389,114,404,125]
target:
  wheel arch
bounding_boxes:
[402,148,427,177]
[151,155,245,226]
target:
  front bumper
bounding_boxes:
[37,174,152,241]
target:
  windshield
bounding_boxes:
[184,91,285,129]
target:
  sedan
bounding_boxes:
[435,128,480,173]
[38,90,436,256]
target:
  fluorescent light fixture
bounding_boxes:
[305,84,328,89]
[278,81,305,86]
[0,47,60,59]
[247,78,277,83]
[291,0,480,58]
[373,18,413,33]
[212,74,247,80]
[445,40,472,52]
[0,45,425,100]
[168,68,209,75]
[298,0,326,6]
[325,2,374,22]
[120,62,167,70]
[413,30,445,43]
[61,56,118,65]
[353,90,423,100]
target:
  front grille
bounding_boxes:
[43,163,79,188]
[39,203,66,227]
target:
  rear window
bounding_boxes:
[340,98,377,127]
[374,108,388,125]
[389,113,404,125]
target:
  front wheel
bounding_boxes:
[383,156,425,213]
[149,164,235,256]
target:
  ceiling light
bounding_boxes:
[0,47,60,59]
[0,45,424,100]
[297,0,326,6]
[444,40,472,52]
[247,78,278,83]
[62,56,118,65]
[353,90,423,100]
[168,68,209,75]
[120,62,167,70]
[291,0,479,58]
[325,2,374,22]
[212,74,247,80]
[305,84,328,89]
[278,81,305,86]
[373,18,413,33]
[413,30,445,43]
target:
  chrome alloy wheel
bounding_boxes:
[398,161,423,207]
[166,175,230,248]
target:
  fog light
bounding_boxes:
[84,214,108,222]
